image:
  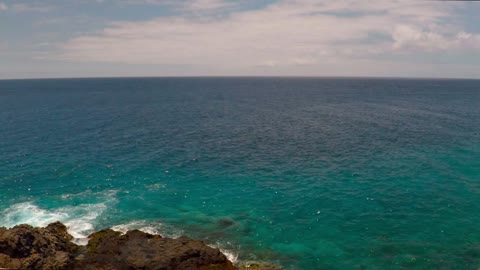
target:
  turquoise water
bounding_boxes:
[1,78,480,269]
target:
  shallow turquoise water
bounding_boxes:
[1,78,480,269]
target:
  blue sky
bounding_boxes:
[1,0,480,79]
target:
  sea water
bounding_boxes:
[1,77,479,269]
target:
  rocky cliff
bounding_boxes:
[0,222,279,270]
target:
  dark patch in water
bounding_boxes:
[217,217,236,229]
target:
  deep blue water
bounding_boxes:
[1,77,480,269]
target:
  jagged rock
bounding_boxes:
[0,222,239,270]
[75,229,236,270]
[0,253,22,269]
[0,222,77,270]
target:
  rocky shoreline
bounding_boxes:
[0,222,280,270]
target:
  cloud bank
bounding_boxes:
[43,0,480,76]
[0,2,54,12]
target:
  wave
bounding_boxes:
[111,221,169,236]
[0,193,239,264]
[0,201,106,245]
[208,244,239,264]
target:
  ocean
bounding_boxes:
[1,77,479,269]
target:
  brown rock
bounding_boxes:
[0,222,274,270]
[0,253,22,269]
[75,229,236,270]
[0,222,77,270]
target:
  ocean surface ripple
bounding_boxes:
[1,78,479,269]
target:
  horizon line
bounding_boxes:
[2,75,480,81]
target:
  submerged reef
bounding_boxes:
[0,222,280,270]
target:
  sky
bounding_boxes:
[1,0,480,79]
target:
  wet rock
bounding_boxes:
[75,229,236,270]
[0,253,22,269]
[0,222,77,270]
[0,222,275,270]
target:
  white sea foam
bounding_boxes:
[144,183,166,190]
[111,220,183,239]
[219,248,239,264]
[1,201,108,245]
[208,244,239,264]
[1,195,238,264]
[111,221,162,235]
[2,202,66,228]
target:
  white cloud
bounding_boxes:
[118,0,237,12]
[119,0,175,5]
[183,0,234,11]
[0,2,7,11]
[393,25,480,51]
[58,0,480,73]
[257,60,279,67]
[291,58,317,66]
[392,25,450,51]
[11,3,53,13]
